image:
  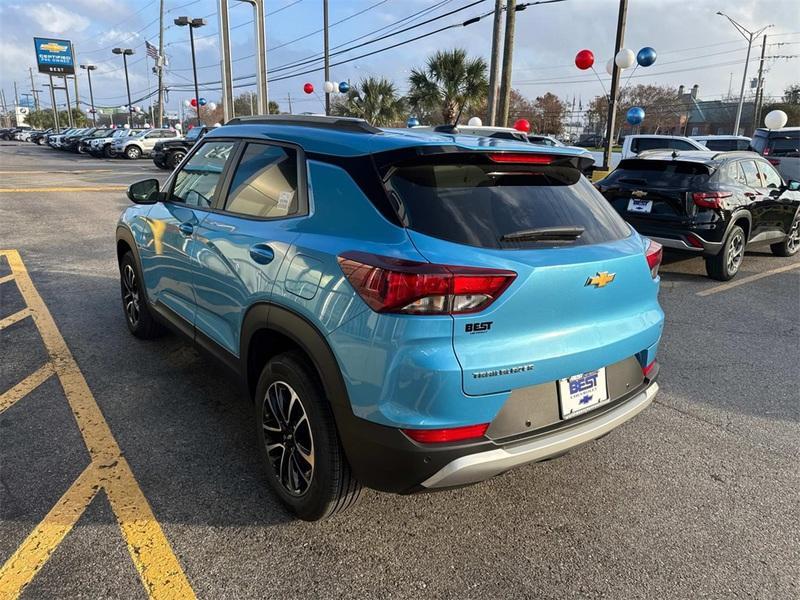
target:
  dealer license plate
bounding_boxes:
[558,368,609,420]
[627,198,653,213]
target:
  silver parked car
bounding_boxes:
[113,128,179,159]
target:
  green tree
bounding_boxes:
[532,92,567,136]
[783,84,800,105]
[233,92,279,116]
[25,108,89,129]
[408,48,487,124]
[331,77,406,126]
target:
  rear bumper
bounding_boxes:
[422,381,658,488]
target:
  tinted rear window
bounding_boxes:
[633,138,698,153]
[768,134,799,157]
[605,159,711,188]
[386,163,630,249]
[703,139,749,151]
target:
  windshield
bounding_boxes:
[186,127,203,140]
[386,161,630,249]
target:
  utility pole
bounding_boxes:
[46,77,60,132]
[80,65,98,126]
[63,76,74,127]
[603,0,627,171]
[752,34,768,133]
[0,90,8,127]
[157,0,165,127]
[29,68,39,111]
[497,0,516,127]
[323,0,330,115]
[14,81,19,107]
[287,91,292,114]
[487,0,504,126]
[218,0,234,121]
[71,45,81,116]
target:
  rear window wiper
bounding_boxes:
[500,226,585,243]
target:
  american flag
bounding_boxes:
[145,41,159,61]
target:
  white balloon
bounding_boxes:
[207,102,217,111]
[323,81,336,94]
[764,109,788,130]
[606,58,615,75]
[615,48,636,69]
[467,116,483,127]
[174,123,182,130]
[123,123,130,129]
[184,99,192,107]
[213,123,222,128]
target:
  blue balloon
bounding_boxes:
[637,47,657,67]
[199,97,207,106]
[406,117,420,128]
[626,107,645,126]
[338,81,350,93]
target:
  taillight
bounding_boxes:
[338,251,516,315]
[768,158,781,166]
[645,240,662,279]
[692,191,732,209]
[487,153,554,164]
[402,423,489,444]
[642,360,657,378]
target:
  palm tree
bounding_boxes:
[407,48,488,125]
[330,77,406,127]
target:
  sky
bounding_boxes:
[0,0,798,121]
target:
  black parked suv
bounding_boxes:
[596,150,800,280]
[152,125,210,170]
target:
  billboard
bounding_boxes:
[33,37,75,75]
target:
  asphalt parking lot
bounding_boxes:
[1,142,798,600]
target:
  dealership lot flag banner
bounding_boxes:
[33,38,75,75]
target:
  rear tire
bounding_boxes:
[103,144,117,159]
[119,252,164,339]
[770,212,800,257]
[705,225,745,281]
[125,145,142,160]
[255,351,362,521]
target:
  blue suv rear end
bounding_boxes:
[116,116,664,520]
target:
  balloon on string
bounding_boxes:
[207,102,217,111]
[190,98,198,107]
[468,116,483,126]
[513,118,531,133]
[198,98,207,106]
[323,81,336,93]
[303,83,314,94]
[626,107,645,126]
[615,48,636,69]
[338,81,350,93]
[575,49,594,70]
[764,110,788,129]
[637,47,657,67]
[406,117,420,128]
[606,59,615,75]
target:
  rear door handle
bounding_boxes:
[249,244,275,265]
[178,222,194,236]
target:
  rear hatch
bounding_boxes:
[385,153,663,395]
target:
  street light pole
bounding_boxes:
[80,64,97,126]
[174,17,206,126]
[716,12,772,135]
[113,47,135,127]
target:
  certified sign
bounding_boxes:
[34,37,75,75]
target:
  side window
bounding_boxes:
[224,143,301,219]
[757,161,783,188]
[749,134,767,154]
[670,140,699,151]
[171,141,236,208]
[740,160,762,188]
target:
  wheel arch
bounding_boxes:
[728,209,752,241]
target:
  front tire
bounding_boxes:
[255,352,362,521]
[119,252,163,339]
[104,144,117,159]
[705,225,745,281]
[167,150,186,170]
[771,212,800,257]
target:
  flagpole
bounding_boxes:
[157,0,165,127]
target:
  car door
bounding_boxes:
[138,139,237,335]
[738,159,772,238]
[191,141,306,357]
[756,159,799,234]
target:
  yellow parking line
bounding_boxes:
[0,249,195,600]
[0,308,31,330]
[0,187,127,193]
[697,262,800,296]
[0,170,113,174]
[0,274,14,284]
[0,363,54,414]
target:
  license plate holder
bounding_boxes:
[627,198,653,213]
[559,368,609,420]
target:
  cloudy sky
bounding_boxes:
[1,0,798,120]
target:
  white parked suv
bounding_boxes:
[691,135,751,151]
[89,129,143,158]
[620,134,706,159]
[113,128,179,159]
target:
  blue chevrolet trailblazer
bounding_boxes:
[116,115,664,520]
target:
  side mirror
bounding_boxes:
[787,180,800,192]
[127,179,160,204]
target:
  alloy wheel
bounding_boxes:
[788,216,800,253]
[262,381,315,496]
[122,264,140,326]
[727,230,745,274]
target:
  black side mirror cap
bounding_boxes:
[787,179,800,192]
[127,178,161,204]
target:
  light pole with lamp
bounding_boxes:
[716,12,772,135]
[174,16,206,126]
[112,47,135,127]
[80,64,98,126]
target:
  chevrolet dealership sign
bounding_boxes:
[34,37,75,75]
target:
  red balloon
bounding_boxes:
[190,98,198,107]
[513,118,531,133]
[575,49,595,70]
[303,83,314,94]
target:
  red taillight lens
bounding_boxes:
[642,360,657,378]
[692,191,732,209]
[402,423,489,444]
[768,158,781,166]
[487,153,554,164]
[338,252,516,315]
[645,240,663,279]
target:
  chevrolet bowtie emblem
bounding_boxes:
[586,272,616,288]
[631,190,648,198]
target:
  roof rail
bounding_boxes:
[223,114,381,134]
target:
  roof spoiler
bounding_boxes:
[224,114,381,134]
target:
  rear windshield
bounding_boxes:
[702,139,749,151]
[768,134,799,157]
[632,138,699,153]
[605,159,711,188]
[386,163,630,249]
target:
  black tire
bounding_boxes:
[705,225,746,281]
[119,252,164,339]
[255,351,362,521]
[103,144,117,159]
[125,145,142,160]
[770,212,800,257]
[153,159,167,170]
[167,150,186,170]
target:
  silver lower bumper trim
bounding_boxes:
[648,236,703,252]
[421,382,659,488]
